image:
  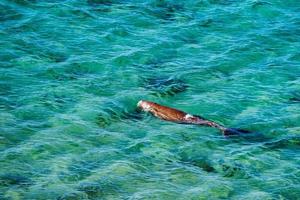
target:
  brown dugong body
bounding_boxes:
[137,100,250,136]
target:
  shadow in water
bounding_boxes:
[87,0,115,6]
[289,97,300,103]
[217,161,250,178]
[97,106,143,128]
[179,155,250,178]
[224,130,268,143]
[263,136,300,150]
[207,0,238,6]
[0,174,31,187]
[188,159,216,173]
[6,0,36,6]
[77,182,103,199]
[144,0,184,21]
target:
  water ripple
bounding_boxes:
[0,0,299,199]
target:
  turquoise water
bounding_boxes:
[0,0,300,199]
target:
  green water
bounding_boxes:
[1,0,300,199]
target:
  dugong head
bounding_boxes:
[137,100,152,112]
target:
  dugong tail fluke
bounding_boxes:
[137,100,250,136]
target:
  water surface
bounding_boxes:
[0,0,300,199]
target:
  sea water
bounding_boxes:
[0,0,299,199]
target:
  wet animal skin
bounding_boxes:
[137,100,250,136]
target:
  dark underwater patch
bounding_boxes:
[13,105,51,123]
[64,7,97,20]
[263,137,300,150]
[0,174,31,187]
[229,132,268,144]
[286,91,300,103]
[190,159,216,173]
[137,52,178,70]
[14,38,68,64]
[1,126,39,150]
[49,53,68,63]
[275,185,300,200]
[289,53,300,62]
[173,28,200,44]
[0,5,23,22]
[180,151,250,178]
[179,154,215,173]
[289,97,300,103]
[97,105,142,128]
[217,161,250,178]
[207,0,238,6]
[0,83,14,98]
[97,109,142,127]
[124,141,151,154]
[40,68,77,81]
[7,0,36,6]
[57,191,87,200]
[145,0,184,21]
[64,160,97,182]
[219,164,243,178]
[198,19,214,28]
[144,77,188,97]
[77,180,120,199]
[78,182,103,199]
[64,61,103,76]
[251,1,272,9]
[58,179,121,200]
[87,0,114,6]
